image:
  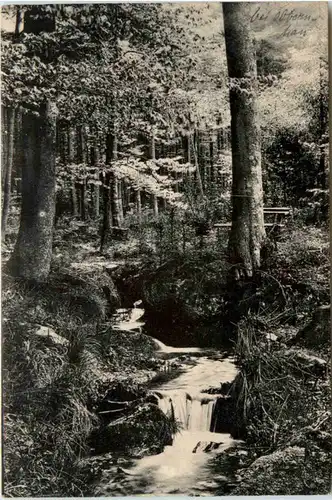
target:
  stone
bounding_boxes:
[231,446,330,495]
[193,441,223,453]
[292,304,330,350]
[92,403,173,457]
[33,325,68,346]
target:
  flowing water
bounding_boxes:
[101,308,240,496]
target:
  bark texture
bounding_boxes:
[2,107,15,237]
[8,101,57,280]
[223,3,266,278]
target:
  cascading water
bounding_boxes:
[154,391,218,432]
[101,307,240,496]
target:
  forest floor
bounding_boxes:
[2,215,331,496]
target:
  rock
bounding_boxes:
[211,396,236,434]
[31,271,121,321]
[105,263,120,273]
[266,332,278,341]
[283,348,327,377]
[203,381,233,396]
[33,325,68,346]
[93,403,173,456]
[292,304,330,350]
[193,441,223,453]
[231,446,330,495]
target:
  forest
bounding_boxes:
[1,2,330,497]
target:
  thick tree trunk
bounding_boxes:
[223,3,266,279]
[2,107,15,238]
[14,8,23,39]
[8,101,57,280]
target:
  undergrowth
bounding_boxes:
[228,225,330,494]
[1,272,160,497]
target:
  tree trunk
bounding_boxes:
[1,107,8,192]
[14,8,23,39]
[110,134,122,228]
[2,107,15,238]
[8,101,57,280]
[182,134,191,182]
[100,171,111,254]
[136,189,142,224]
[77,125,88,220]
[68,125,78,217]
[92,135,100,219]
[192,130,204,198]
[223,3,266,279]
[100,132,112,253]
[209,136,215,185]
[150,133,158,216]
[100,130,120,251]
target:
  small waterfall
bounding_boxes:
[155,391,219,432]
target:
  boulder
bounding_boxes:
[49,271,121,320]
[232,446,330,495]
[93,403,173,457]
[292,304,330,350]
[211,396,236,434]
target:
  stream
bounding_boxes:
[100,307,241,496]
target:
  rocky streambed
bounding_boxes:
[88,306,246,497]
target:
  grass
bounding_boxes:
[1,270,162,497]
[222,224,331,494]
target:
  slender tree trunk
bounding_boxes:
[77,125,88,220]
[1,107,8,193]
[100,132,113,253]
[182,134,191,183]
[2,107,15,238]
[110,133,122,228]
[149,133,159,216]
[136,189,142,224]
[210,136,215,186]
[223,2,266,279]
[68,125,78,217]
[216,116,222,153]
[93,135,100,219]
[8,101,57,280]
[192,130,204,197]
[116,180,124,224]
[100,171,111,253]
